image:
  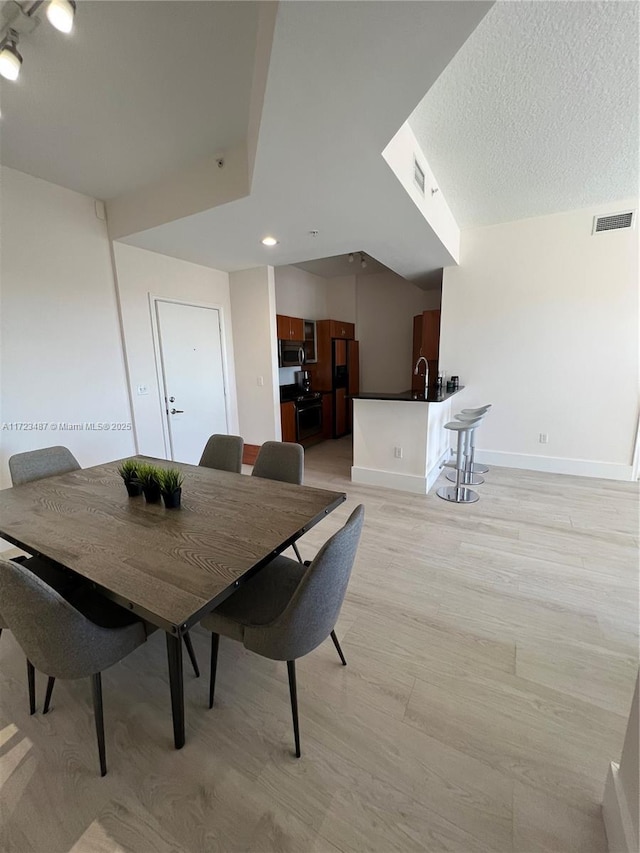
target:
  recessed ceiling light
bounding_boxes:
[261,236,278,247]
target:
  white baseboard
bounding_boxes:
[351,449,449,495]
[474,450,634,481]
[603,762,638,853]
[351,466,428,495]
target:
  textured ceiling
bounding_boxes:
[0,1,259,199]
[409,1,639,227]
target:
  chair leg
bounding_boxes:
[286,660,301,758]
[183,631,200,678]
[91,672,107,777]
[209,633,219,709]
[43,677,56,714]
[330,630,347,666]
[292,542,304,564]
[27,659,36,715]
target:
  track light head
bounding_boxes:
[47,0,76,34]
[0,32,22,81]
[348,253,354,263]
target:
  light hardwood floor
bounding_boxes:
[1,438,638,852]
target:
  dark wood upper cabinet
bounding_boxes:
[334,338,347,367]
[412,309,441,389]
[276,314,305,341]
[328,320,355,339]
[421,309,441,361]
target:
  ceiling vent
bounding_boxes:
[592,211,635,234]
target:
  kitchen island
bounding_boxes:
[350,387,463,494]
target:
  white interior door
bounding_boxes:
[156,300,228,464]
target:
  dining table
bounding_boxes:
[0,455,346,748]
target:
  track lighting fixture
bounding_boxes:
[348,253,354,263]
[46,0,76,34]
[0,31,22,81]
[0,0,78,85]
[360,253,367,269]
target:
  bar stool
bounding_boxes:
[446,412,486,486]
[460,405,492,474]
[437,418,482,504]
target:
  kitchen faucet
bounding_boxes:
[414,356,429,398]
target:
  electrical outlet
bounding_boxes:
[539,433,548,444]
[137,384,149,396]
[394,446,403,459]
[256,376,264,387]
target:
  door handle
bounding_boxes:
[170,408,184,414]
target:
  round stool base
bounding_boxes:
[436,485,479,504]
[446,470,484,486]
[472,464,489,474]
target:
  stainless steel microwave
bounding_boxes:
[278,339,306,367]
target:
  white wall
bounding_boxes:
[274,265,327,319]
[382,121,460,263]
[357,272,441,393]
[112,242,239,459]
[230,266,280,445]
[440,200,639,479]
[0,167,135,495]
[326,275,357,324]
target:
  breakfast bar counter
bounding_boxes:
[350,387,463,494]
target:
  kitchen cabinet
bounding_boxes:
[334,338,347,367]
[328,320,355,340]
[280,401,296,442]
[412,309,441,390]
[303,319,317,363]
[276,314,304,341]
[313,319,357,392]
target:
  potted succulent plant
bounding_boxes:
[136,463,162,504]
[159,468,184,509]
[117,459,142,497]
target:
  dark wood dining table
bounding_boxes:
[0,455,346,748]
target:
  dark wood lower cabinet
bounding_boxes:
[280,401,296,443]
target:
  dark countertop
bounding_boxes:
[350,386,464,403]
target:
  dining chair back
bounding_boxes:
[0,558,147,775]
[245,504,364,661]
[252,441,304,485]
[9,446,80,486]
[199,434,244,474]
[201,504,365,756]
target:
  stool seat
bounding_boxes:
[444,419,480,431]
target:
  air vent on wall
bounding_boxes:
[592,211,635,233]
[413,158,425,196]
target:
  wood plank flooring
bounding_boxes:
[1,438,637,852]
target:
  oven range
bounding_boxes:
[280,384,323,444]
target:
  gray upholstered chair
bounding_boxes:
[6,446,81,710]
[200,504,364,757]
[8,445,80,485]
[252,440,305,562]
[0,558,147,776]
[199,434,244,474]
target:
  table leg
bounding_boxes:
[166,633,185,749]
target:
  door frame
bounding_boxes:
[149,295,232,461]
